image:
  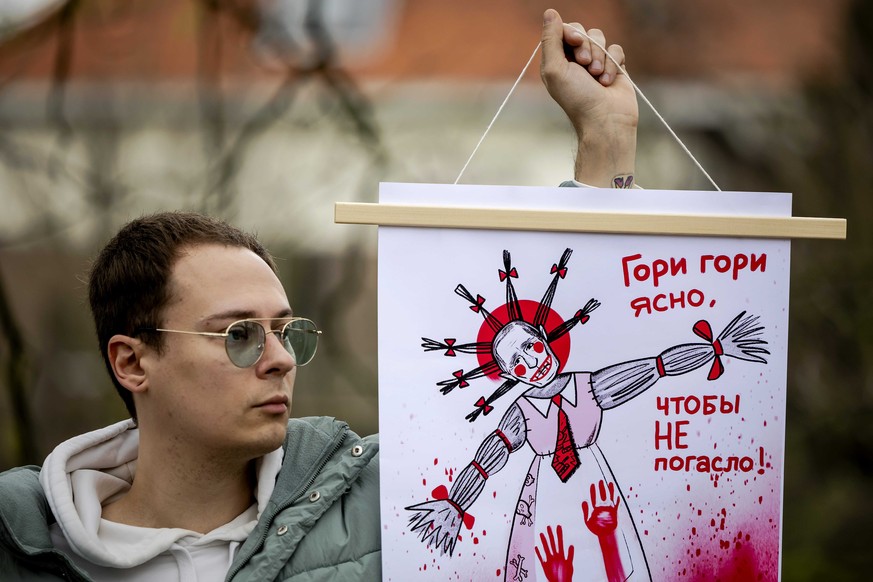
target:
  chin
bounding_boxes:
[239,420,289,458]
[263,419,290,447]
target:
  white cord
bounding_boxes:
[455,34,722,191]
[454,43,541,185]
[580,31,722,191]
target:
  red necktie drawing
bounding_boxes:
[551,395,580,482]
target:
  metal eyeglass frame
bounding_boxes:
[141,317,322,368]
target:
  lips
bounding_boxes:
[530,354,552,383]
[255,394,289,413]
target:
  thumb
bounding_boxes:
[540,9,564,76]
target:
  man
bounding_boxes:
[0,9,638,581]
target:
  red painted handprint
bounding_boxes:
[582,480,627,582]
[582,480,620,536]
[535,524,574,582]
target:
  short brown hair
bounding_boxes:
[88,211,277,420]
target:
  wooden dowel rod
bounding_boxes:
[335,203,846,240]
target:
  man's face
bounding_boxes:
[493,322,558,388]
[137,243,296,461]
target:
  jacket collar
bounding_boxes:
[226,417,378,581]
[0,465,52,548]
[0,465,91,580]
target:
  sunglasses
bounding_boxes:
[144,317,321,368]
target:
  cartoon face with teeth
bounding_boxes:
[492,320,559,389]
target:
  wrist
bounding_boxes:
[573,119,637,188]
[445,497,465,516]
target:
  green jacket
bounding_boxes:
[0,417,381,581]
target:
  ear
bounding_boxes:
[108,335,149,395]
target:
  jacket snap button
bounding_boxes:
[309,491,321,502]
[277,525,288,535]
[352,445,364,457]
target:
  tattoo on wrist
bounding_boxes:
[612,174,634,189]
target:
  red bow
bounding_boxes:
[453,370,469,388]
[431,485,475,528]
[444,338,456,357]
[469,295,486,313]
[475,397,494,415]
[499,267,518,282]
[551,264,568,278]
[693,320,725,380]
[432,484,449,500]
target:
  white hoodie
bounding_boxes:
[39,419,283,581]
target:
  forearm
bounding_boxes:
[538,11,639,187]
[449,434,509,510]
[449,405,526,509]
[591,343,713,409]
[597,533,627,582]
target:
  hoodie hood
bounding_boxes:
[39,419,282,569]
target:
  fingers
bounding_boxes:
[556,17,627,88]
[586,30,627,87]
[564,22,590,64]
[585,28,608,77]
[601,44,626,85]
[538,531,553,559]
[586,480,621,507]
[556,524,565,553]
[535,546,546,567]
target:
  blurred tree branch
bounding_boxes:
[0,263,36,466]
[0,0,392,459]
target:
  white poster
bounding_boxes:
[378,183,790,582]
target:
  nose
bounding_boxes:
[256,330,296,377]
[521,351,537,368]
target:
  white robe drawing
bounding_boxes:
[505,373,651,582]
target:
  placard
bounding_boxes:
[377,183,789,582]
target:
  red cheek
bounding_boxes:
[533,341,544,353]
[514,364,527,377]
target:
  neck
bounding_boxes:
[102,432,257,533]
[524,373,572,398]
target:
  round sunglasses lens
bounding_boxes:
[225,321,265,367]
[282,319,318,366]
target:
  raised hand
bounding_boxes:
[582,480,621,537]
[535,524,575,582]
[582,480,627,582]
[540,9,638,187]
[540,10,637,132]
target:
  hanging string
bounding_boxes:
[455,32,722,191]
[454,43,541,185]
